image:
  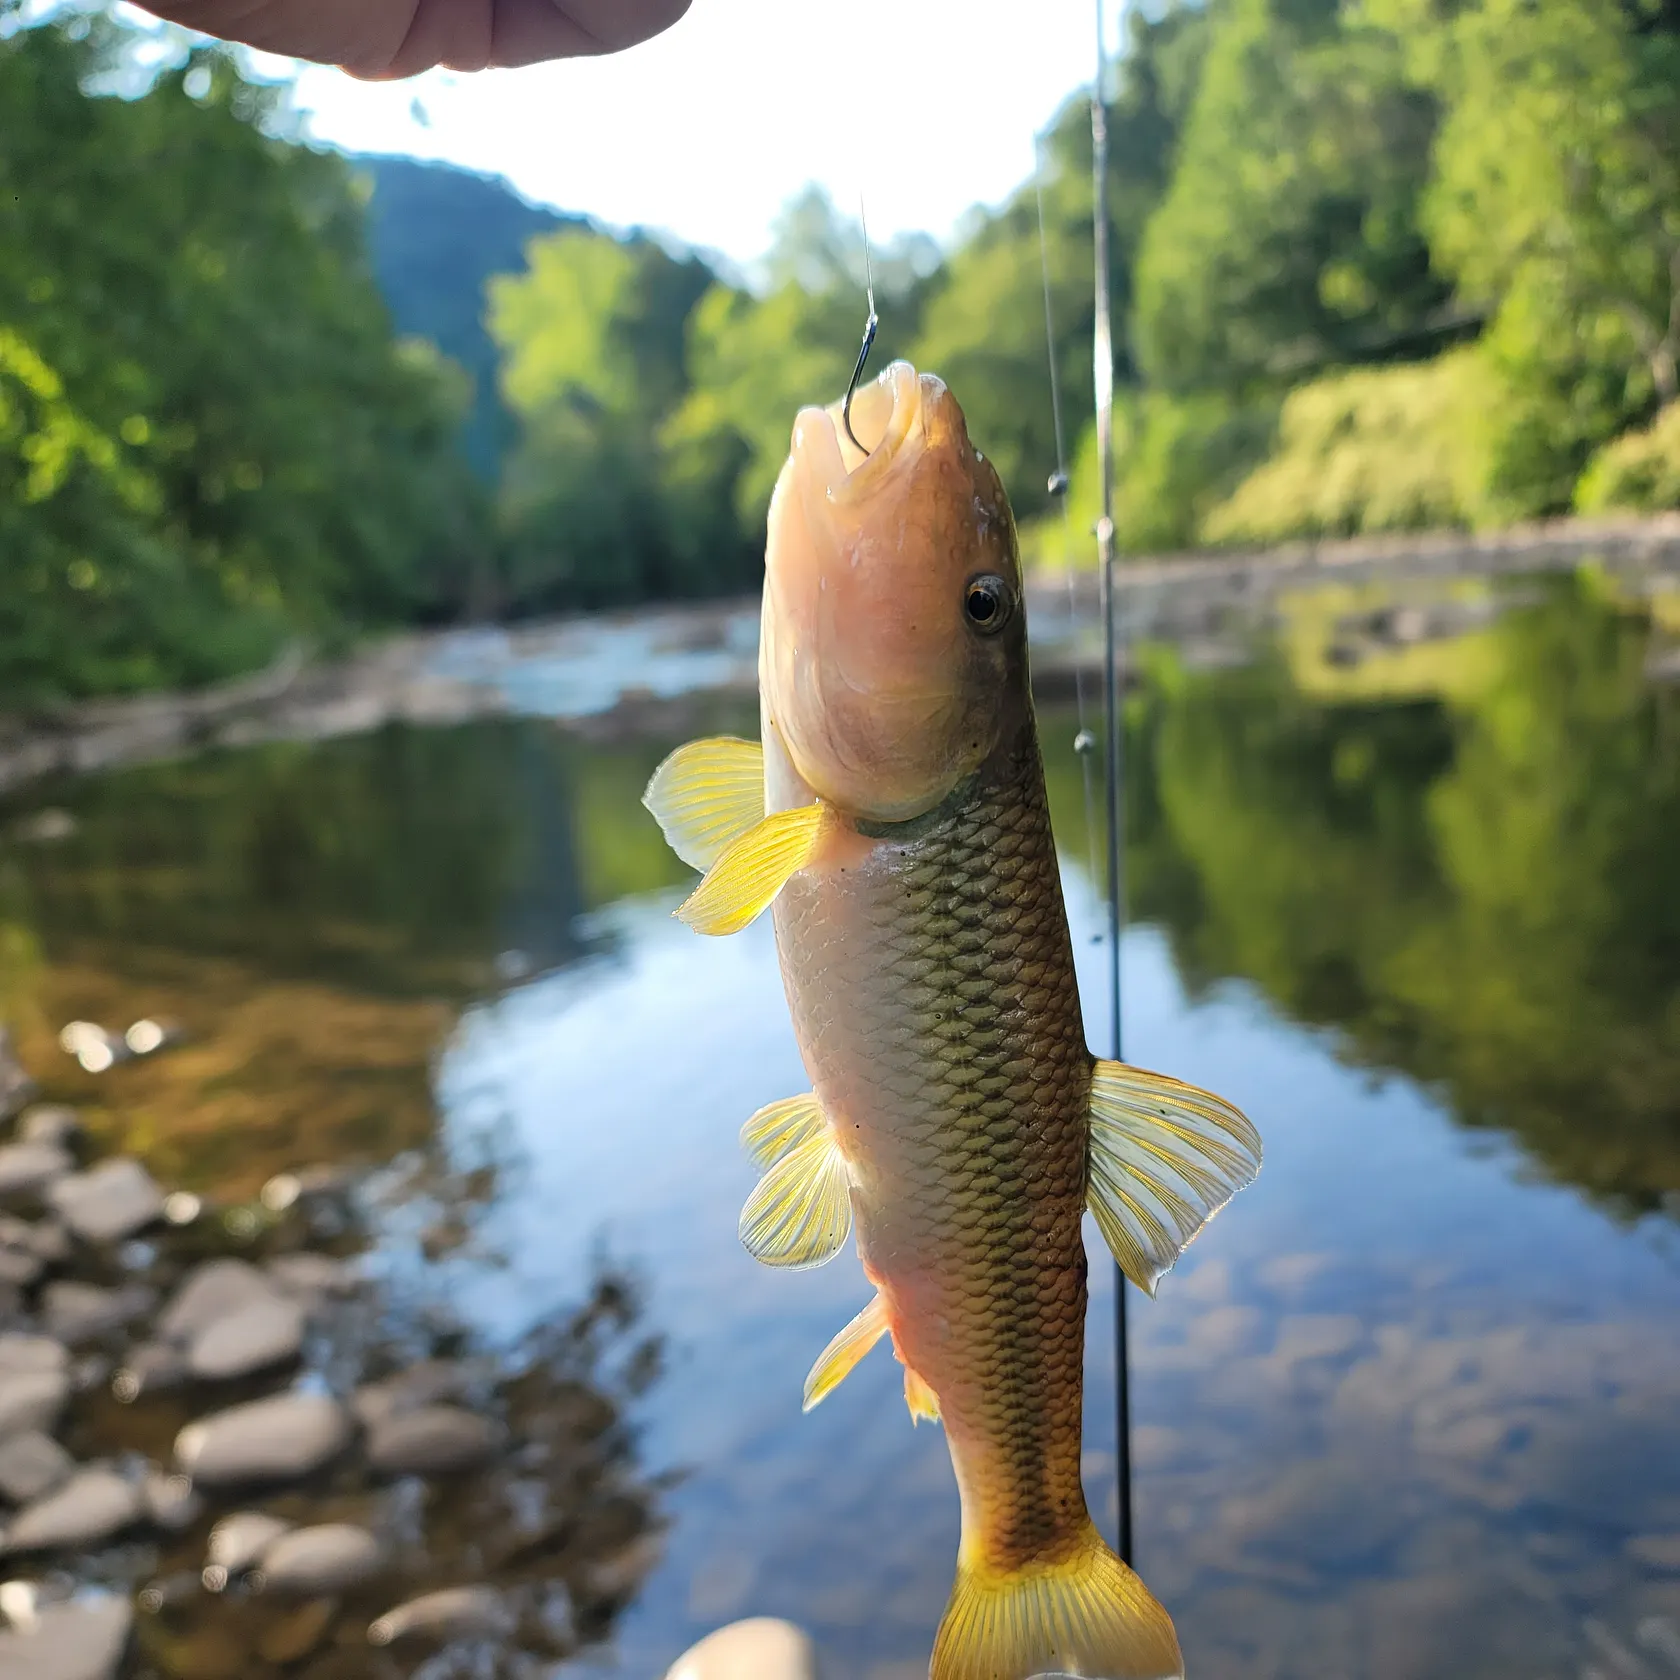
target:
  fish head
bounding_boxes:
[760,360,1027,824]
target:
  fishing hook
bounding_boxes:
[841,198,880,456]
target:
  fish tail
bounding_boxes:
[930,1520,1183,1680]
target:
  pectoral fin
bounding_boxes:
[642,736,764,871]
[739,1113,851,1269]
[1087,1060,1262,1297]
[676,803,828,936]
[740,1094,826,1169]
[803,1293,889,1412]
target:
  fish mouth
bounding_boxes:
[790,360,934,508]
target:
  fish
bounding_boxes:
[643,360,1261,1680]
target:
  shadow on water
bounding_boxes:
[0,568,1673,1678]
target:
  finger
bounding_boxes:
[353,0,693,78]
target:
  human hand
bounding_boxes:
[129,0,692,78]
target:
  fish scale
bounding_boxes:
[774,722,1094,1575]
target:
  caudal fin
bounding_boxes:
[930,1523,1182,1680]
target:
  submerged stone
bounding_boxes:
[187,1296,305,1382]
[0,1594,132,1680]
[256,1522,383,1596]
[366,1405,498,1476]
[368,1585,513,1646]
[205,1511,292,1580]
[174,1392,351,1488]
[48,1160,164,1245]
[156,1259,274,1343]
[1,1469,143,1554]
[41,1283,150,1346]
[0,1146,71,1200]
[0,1371,68,1440]
[0,1432,72,1504]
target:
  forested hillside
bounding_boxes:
[4,0,1678,706]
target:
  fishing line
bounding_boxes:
[841,198,881,455]
[1091,0,1135,1571]
[1034,137,1103,899]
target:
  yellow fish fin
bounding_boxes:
[641,736,764,872]
[1087,1059,1262,1298]
[802,1293,889,1413]
[931,1519,1182,1680]
[675,803,828,937]
[740,1093,825,1170]
[738,1117,851,1270]
[902,1364,941,1426]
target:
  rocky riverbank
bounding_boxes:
[0,1032,666,1680]
[3,513,1679,799]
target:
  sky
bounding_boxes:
[284,0,1121,266]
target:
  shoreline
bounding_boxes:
[3,512,1678,799]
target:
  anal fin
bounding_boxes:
[903,1364,940,1425]
[1087,1059,1262,1296]
[803,1294,888,1412]
[740,1094,825,1170]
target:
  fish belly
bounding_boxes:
[772,735,1095,1572]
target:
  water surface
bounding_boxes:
[1,571,1677,1679]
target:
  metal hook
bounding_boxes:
[841,198,879,456]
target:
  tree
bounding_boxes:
[0,14,482,705]
[1133,0,1448,397]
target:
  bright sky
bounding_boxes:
[288,0,1119,265]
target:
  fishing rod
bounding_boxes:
[1091,0,1134,1570]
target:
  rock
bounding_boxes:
[664,1619,817,1680]
[143,1472,201,1534]
[15,1109,79,1150]
[352,1359,481,1427]
[174,1392,351,1488]
[10,1221,68,1266]
[40,1282,150,1346]
[1,1469,143,1553]
[264,1252,357,1299]
[187,1296,304,1382]
[368,1585,513,1646]
[205,1511,292,1580]
[259,1166,355,1214]
[0,1594,132,1680]
[0,1337,66,1375]
[112,1343,187,1404]
[0,1372,68,1440]
[255,1523,383,1596]
[48,1160,163,1245]
[0,1254,38,1292]
[258,1599,337,1664]
[366,1405,498,1476]
[156,1259,275,1343]
[0,1145,71,1200]
[0,1433,72,1504]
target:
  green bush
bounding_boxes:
[1202,351,1487,543]
[1575,405,1680,516]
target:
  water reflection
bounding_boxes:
[0,570,1673,1679]
[1115,571,1680,1221]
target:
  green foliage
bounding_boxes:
[1133,0,1448,396]
[1576,402,1680,512]
[1203,352,1489,542]
[0,16,482,706]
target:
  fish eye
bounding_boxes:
[963,575,1013,634]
